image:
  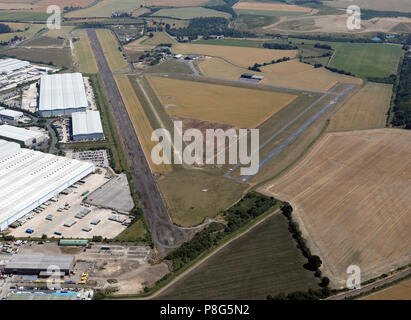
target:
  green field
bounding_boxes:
[73,29,98,74]
[4,47,72,67]
[329,43,402,78]
[158,168,247,227]
[0,11,49,22]
[151,7,231,19]
[146,59,193,74]
[195,38,263,48]
[157,213,319,299]
[289,39,403,78]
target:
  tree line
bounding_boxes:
[392,54,411,129]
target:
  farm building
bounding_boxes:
[4,255,75,275]
[72,110,104,141]
[38,73,89,117]
[0,125,47,146]
[0,109,23,120]
[0,58,30,75]
[58,239,89,247]
[0,139,95,231]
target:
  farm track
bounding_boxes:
[87,28,200,253]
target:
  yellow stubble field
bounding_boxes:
[260,129,411,287]
[147,76,297,128]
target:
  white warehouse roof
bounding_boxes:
[0,109,23,119]
[0,58,30,74]
[72,110,103,136]
[39,73,88,111]
[0,125,43,143]
[0,140,95,231]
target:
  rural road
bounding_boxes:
[137,209,281,300]
[327,267,411,300]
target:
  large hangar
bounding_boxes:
[0,58,30,75]
[72,110,104,141]
[0,139,95,231]
[4,255,75,275]
[38,73,89,117]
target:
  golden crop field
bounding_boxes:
[234,2,312,12]
[326,0,411,13]
[197,57,362,91]
[145,0,208,6]
[328,82,392,132]
[261,129,411,286]
[147,76,297,128]
[66,0,144,18]
[115,75,169,173]
[73,29,98,74]
[96,29,129,72]
[173,43,297,68]
[362,279,411,300]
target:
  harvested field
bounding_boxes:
[147,59,193,74]
[157,213,319,299]
[362,279,411,300]
[261,59,314,74]
[66,0,144,18]
[0,11,48,21]
[325,0,411,12]
[151,7,231,19]
[261,129,411,287]
[195,38,263,48]
[197,57,362,91]
[96,29,129,72]
[22,36,64,47]
[125,36,155,52]
[147,76,297,128]
[73,29,98,74]
[234,2,312,12]
[115,74,169,172]
[328,82,392,131]
[146,0,208,6]
[173,43,297,68]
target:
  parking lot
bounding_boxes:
[9,168,130,239]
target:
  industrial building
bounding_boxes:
[0,139,95,231]
[72,110,104,141]
[0,58,30,75]
[4,255,75,275]
[0,108,24,120]
[0,125,46,146]
[38,73,89,117]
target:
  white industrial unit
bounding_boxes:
[0,139,95,231]
[0,125,46,146]
[72,110,104,141]
[0,109,24,120]
[0,58,30,75]
[38,73,89,117]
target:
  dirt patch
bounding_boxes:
[234,2,312,12]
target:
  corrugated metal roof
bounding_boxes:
[0,140,95,227]
[0,109,23,118]
[39,73,88,111]
[0,125,43,142]
[5,254,75,271]
[72,110,103,136]
[0,58,30,74]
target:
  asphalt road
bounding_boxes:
[87,29,192,253]
[327,267,411,300]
